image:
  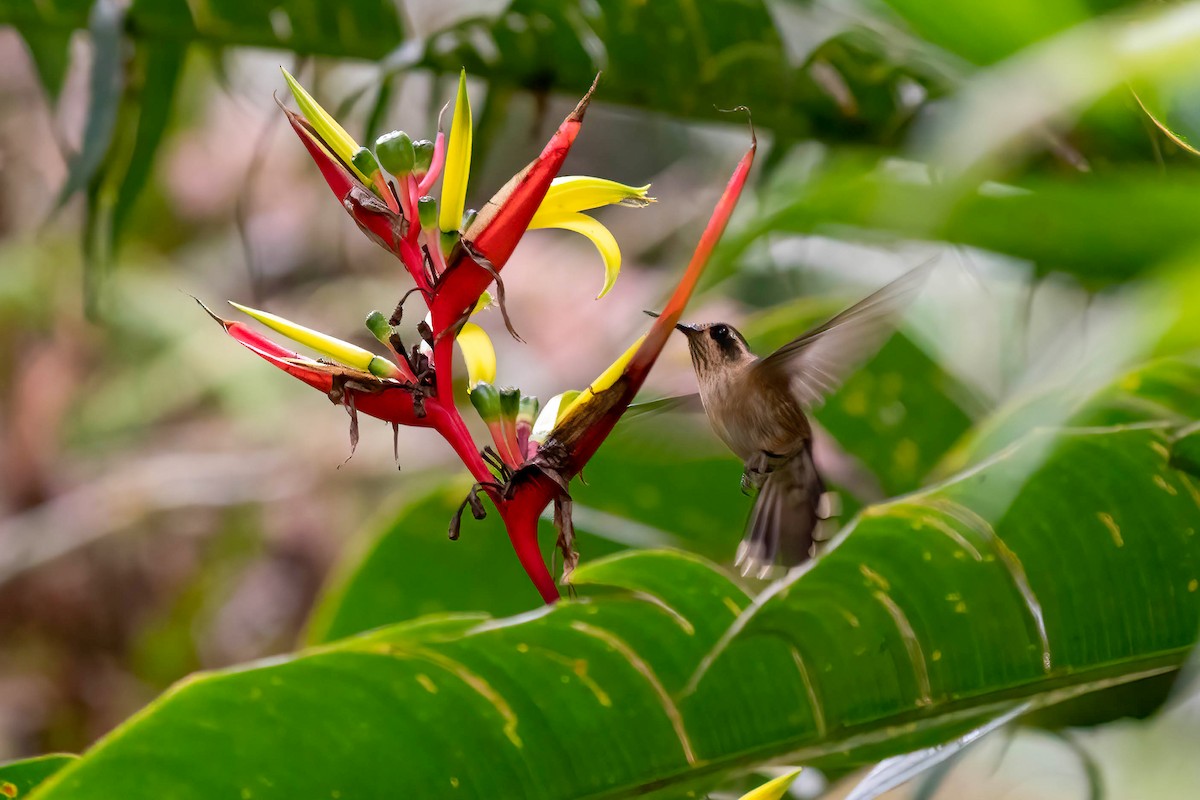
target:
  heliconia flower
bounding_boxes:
[214,70,754,605]
[528,177,653,298]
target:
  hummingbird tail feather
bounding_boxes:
[736,447,826,574]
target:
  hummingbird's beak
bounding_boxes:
[644,309,697,335]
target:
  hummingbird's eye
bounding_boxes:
[711,325,729,341]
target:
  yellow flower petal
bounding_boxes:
[531,390,582,444]
[230,301,400,378]
[457,322,496,390]
[528,210,622,298]
[738,770,802,800]
[557,333,646,425]
[537,176,652,215]
[280,68,369,184]
[439,70,473,235]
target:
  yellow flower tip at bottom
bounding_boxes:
[228,301,400,378]
[456,322,497,390]
[557,333,646,425]
[528,210,622,299]
[280,67,370,184]
[439,69,473,235]
[738,769,802,800]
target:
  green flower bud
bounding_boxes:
[375,130,415,176]
[498,386,521,422]
[351,147,381,180]
[462,208,478,230]
[418,195,438,231]
[517,395,540,425]
[469,381,500,421]
[364,310,392,346]
[412,139,435,176]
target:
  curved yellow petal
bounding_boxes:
[738,770,802,800]
[531,390,582,444]
[528,210,621,298]
[280,68,368,183]
[557,333,646,426]
[229,301,400,378]
[439,70,473,235]
[457,322,496,390]
[537,176,652,214]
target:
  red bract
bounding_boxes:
[209,71,754,604]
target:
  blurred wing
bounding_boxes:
[752,261,933,408]
[622,393,703,421]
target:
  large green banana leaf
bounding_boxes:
[26,365,1200,798]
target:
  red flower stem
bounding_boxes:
[396,174,414,229]
[431,241,449,279]
[432,329,455,404]
[498,485,559,604]
[406,179,421,243]
[398,238,432,294]
[418,130,446,196]
[429,401,492,486]
[434,400,558,604]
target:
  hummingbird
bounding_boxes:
[675,264,932,576]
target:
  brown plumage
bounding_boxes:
[678,263,932,576]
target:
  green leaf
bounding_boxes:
[82,40,184,316]
[1170,424,1200,479]
[25,417,1200,798]
[110,43,184,241]
[684,423,1200,771]
[0,755,75,798]
[16,26,73,101]
[726,159,1200,289]
[939,357,1200,475]
[304,481,630,644]
[879,0,1089,65]
[54,0,125,210]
